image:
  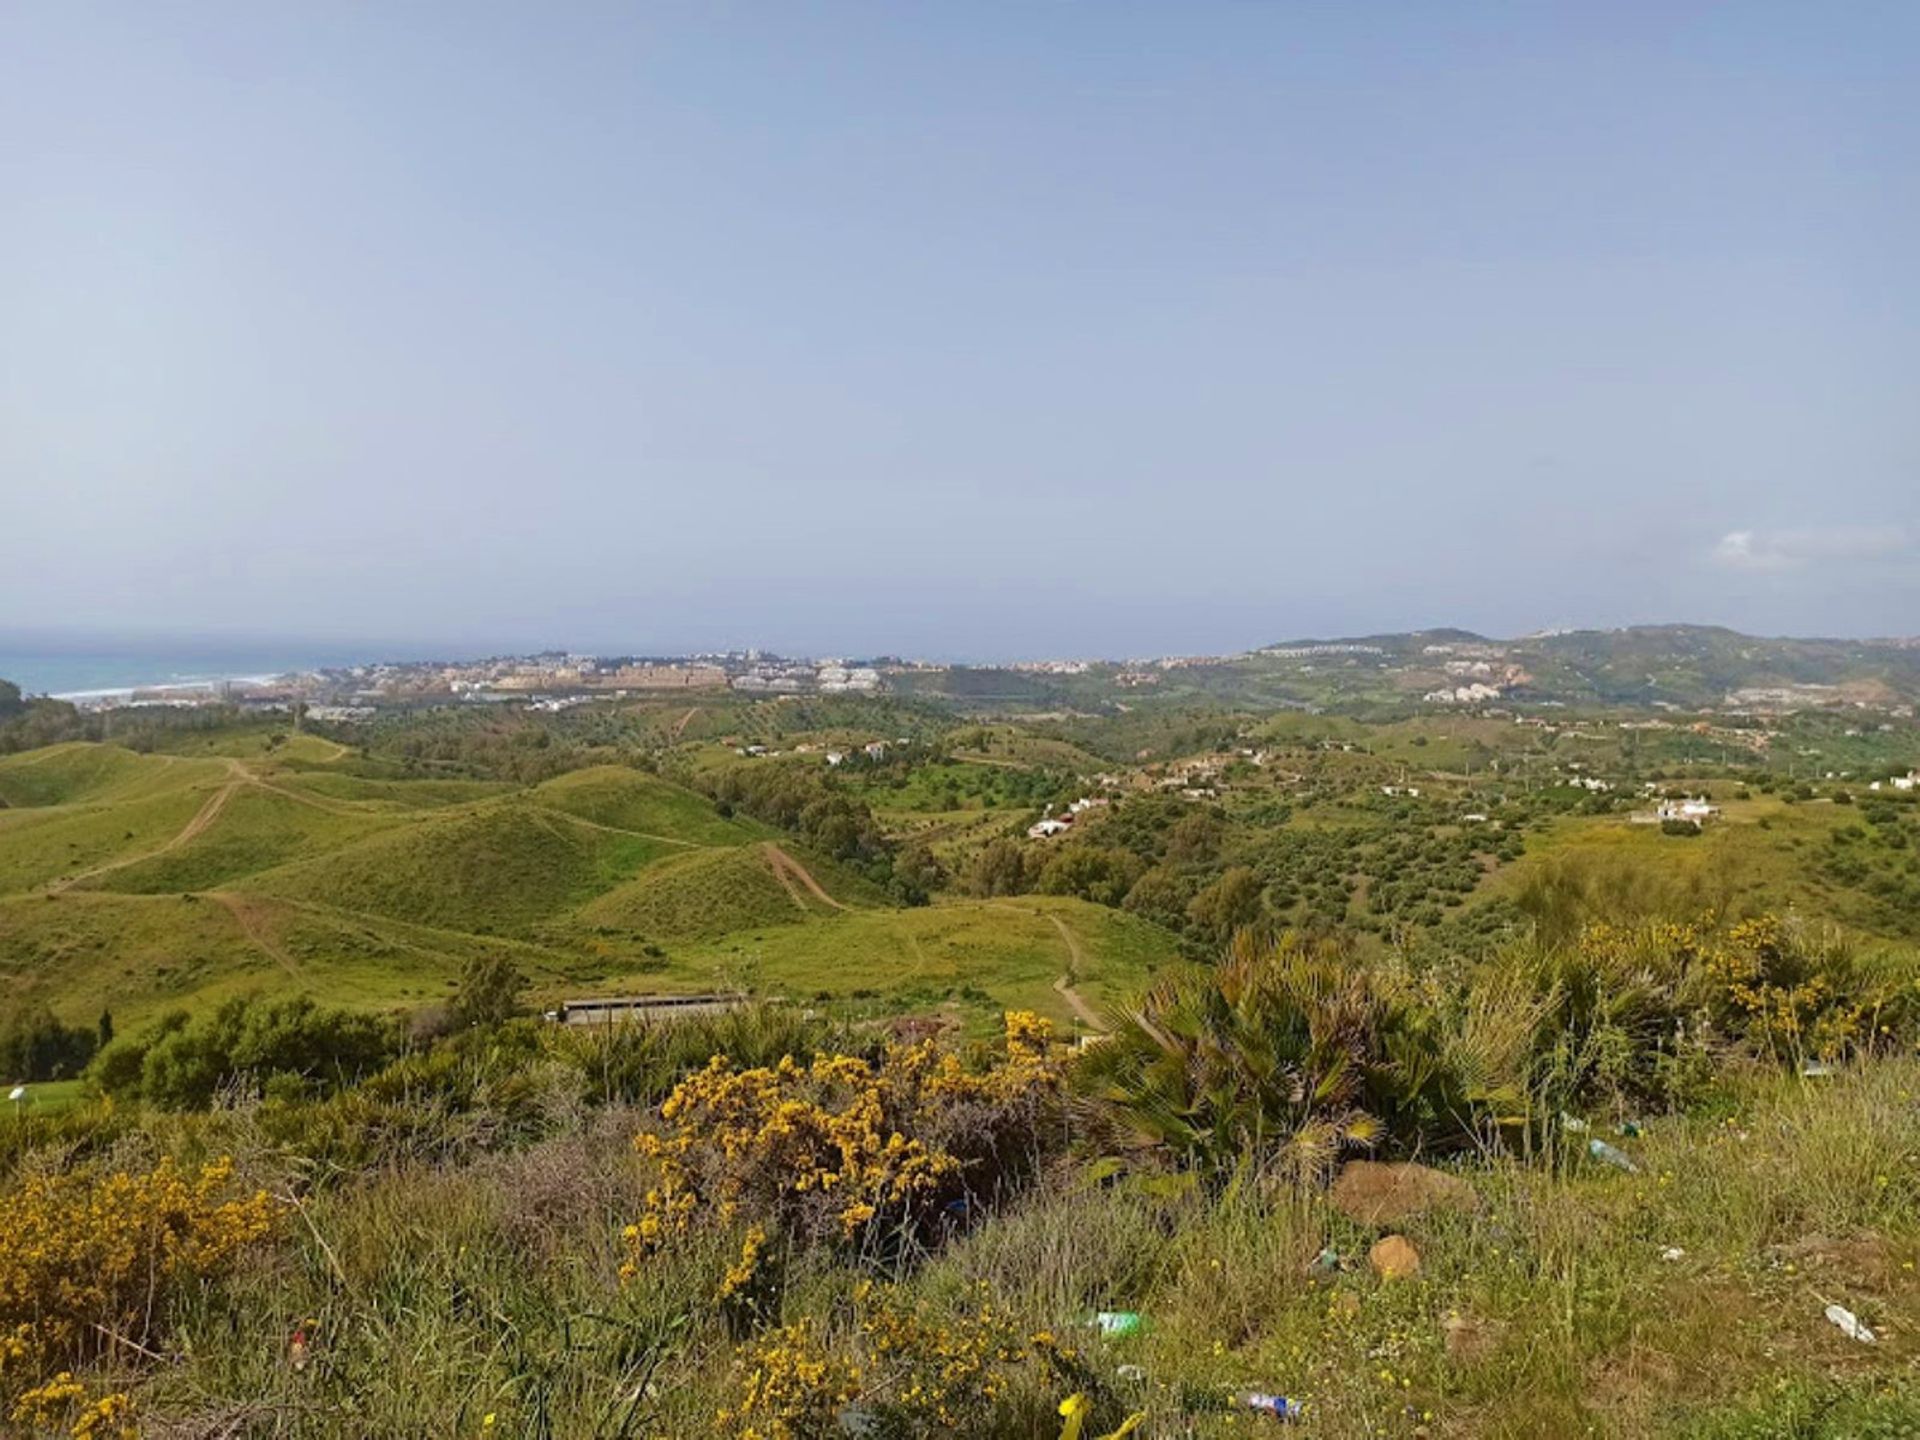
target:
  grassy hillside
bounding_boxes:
[0,886,598,1030]
[0,743,169,807]
[583,893,1172,1029]
[268,771,518,811]
[577,843,823,940]
[0,782,223,894]
[86,786,401,895]
[0,744,755,1018]
[531,764,765,844]
[1479,791,1914,941]
[0,739,1193,1030]
[252,801,685,936]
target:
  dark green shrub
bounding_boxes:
[96,997,399,1109]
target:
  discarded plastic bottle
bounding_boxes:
[1824,1303,1877,1344]
[1587,1138,1640,1173]
[1093,1311,1143,1337]
[1239,1393,1305,1421]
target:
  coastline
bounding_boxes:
[0,649,339,703]
[47,672,292,702]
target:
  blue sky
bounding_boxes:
[2,3,1915,659]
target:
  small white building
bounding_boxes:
[1657,797,1719,822]
[1027,817,1072,839]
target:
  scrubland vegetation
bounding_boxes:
[1,904,1917,1437]
[4,668,1920,1434]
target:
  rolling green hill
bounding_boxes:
[0,743,215,808]
[267,772,517,811]
[252,801,687,936]
[86,785,402,895]
[577,843,827,940]
[0,739,1184,1030]
[0,889,592,1027]
[583,893,1172,1030]
[0,785,220,894]
[531,764,767,845]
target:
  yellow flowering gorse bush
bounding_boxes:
[625,1012,1063,1271]
[1700,915,1870,1060]
[10,1374,135,1440]
[715,1317,860,1440]
[1576,913,1912,1067]
[0,1157,279,1412]
[716,1283,1042,1438]
[853,1281,1028,1430]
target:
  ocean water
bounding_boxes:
[0,643,370,699]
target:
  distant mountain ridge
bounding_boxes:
[1249,624,1920,709]
[1260,623,1920,652]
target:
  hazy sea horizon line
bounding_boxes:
[0,648,361,701]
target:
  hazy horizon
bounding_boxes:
[5,4,1916,655]
[6,609,1917,688]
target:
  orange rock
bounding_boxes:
[1369,1234,1422,1279]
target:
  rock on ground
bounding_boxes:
[1331,1160,1476,1226]
[1369,1234,1422,1279]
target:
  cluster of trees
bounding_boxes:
[694,760,941,903]
[0,682,89,756]
[964,799,1265,945]
[0,684,259,758]
[705,763,888,862]
[366,712,609,784]
[94,997,398,1108]
[0,1004,109,1082]
[967,789,1521,944]
[36,956,532,1111]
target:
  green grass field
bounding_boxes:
[532,764,773,845]
[581,893,1173,1030]
[0,741,1184,1031]
[1480,793,1882,933]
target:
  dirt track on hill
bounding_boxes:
[672,707,700,738]
[40,757,363,894]
[47,763,245,893]
[538,808,702,847]
[1045,914,1106,1031]
[242,771,364,816]
[210,891,299,974]
[762,843,850,912]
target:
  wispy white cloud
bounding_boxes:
[1710,525,1915,573]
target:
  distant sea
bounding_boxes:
[0,642,375,700]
